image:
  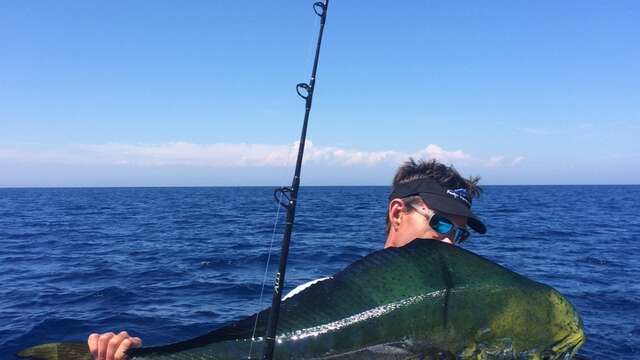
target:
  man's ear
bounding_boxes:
[388,198,406,232]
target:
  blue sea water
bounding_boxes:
[1,185,639,359]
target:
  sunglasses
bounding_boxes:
[407,203,471,244]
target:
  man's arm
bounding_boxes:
[87,331,141,360]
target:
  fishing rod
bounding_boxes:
[261,1,330,359]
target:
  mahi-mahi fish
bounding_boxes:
[18,240,585,359]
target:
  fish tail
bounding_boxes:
[16,342,91,360]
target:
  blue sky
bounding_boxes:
[1,1,638,186]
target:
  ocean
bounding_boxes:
[1,185,638,359]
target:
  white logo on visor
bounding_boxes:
[446,189,471,207]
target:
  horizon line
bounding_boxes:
[1,183,638,189]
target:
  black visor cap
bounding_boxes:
[389,179,487,234]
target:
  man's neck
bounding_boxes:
[384,233,411,248]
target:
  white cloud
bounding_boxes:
[416,144,471,161]
[0,141,523,169]
[61,142,297,167]
[0,148,86,164]
[483,155,525,168]
[511,156,525,166]
[485,155,506,168]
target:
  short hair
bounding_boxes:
[385,158,482,234]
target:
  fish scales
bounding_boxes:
[17,241,585,359]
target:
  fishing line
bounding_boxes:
[247,101,302,359]
[305,11,321,78]
[247,198,284,359]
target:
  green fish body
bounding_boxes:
[18,240,585,359]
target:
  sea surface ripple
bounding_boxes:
[0,186,638,359]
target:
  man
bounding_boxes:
[88,158,486,360]
[385,158,485,248]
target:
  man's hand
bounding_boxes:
[87,331,142,360]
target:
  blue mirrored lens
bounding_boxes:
[453,228,470,243]
[430,215,453,234]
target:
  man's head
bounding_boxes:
[384,159,485,248]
